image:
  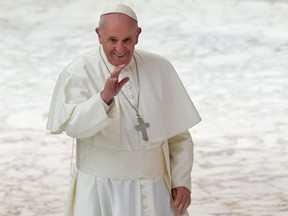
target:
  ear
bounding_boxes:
[95,28,103,44]
[135,27,142,44]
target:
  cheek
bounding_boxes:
[102,46,113,59]
[103,44,114,53]
[125,42,134,50]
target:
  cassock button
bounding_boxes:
[130,95,134,99]
[140,185,145,189]
[143,205,147,209]
[142,195,146,199]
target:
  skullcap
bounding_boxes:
[101,3,138,22]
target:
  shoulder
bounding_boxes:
[134,49,176,77]
[134,49,172,66]
[64,48,100,75]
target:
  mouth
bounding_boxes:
[112,52,130,65]
[114,52,127,58]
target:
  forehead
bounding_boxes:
[101,13,137,36]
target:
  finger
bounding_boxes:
[177,202,185,215]
[118,77,129,89]
[176,198,188,215]
[179,198,191,215]
[174,189,191,214]
[110,64,125,78]
[172,188,177,200]
[173,192,183,207]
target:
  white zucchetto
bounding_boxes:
[101,3,138,22]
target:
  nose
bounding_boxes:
[115,41,125,54]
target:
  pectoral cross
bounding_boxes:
[135,115,150,141]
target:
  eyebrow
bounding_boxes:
[107,36,116,40]
[107,36,132,41]
[123,37,131,41]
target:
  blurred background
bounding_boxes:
[0,0,288,215]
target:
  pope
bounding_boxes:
[47,3,201,216]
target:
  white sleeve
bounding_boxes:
[65,94,115,139]
[46,70,114,139]
[168,130,194,191]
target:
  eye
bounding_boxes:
[123,38,131,44]
[108,38,117,44]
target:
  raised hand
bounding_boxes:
[101,64,129,105]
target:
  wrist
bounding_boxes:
[101,91,113,105]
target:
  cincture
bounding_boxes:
[76,140,168,180]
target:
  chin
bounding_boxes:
[113,58,131,67]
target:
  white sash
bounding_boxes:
[76,141,168,180]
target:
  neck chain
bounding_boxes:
[99,46,150,141]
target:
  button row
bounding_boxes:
[140,181,148,212]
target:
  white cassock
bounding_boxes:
[47,46,201,216]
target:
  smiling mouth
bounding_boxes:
[115,53,127,58]
[112,52,130,65]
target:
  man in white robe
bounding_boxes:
[47,3,201,216]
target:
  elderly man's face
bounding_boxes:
[96,14,141,67]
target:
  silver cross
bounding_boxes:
[135,115,150,141]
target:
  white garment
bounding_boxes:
[69,171,175,216]
[47,46,201,216]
